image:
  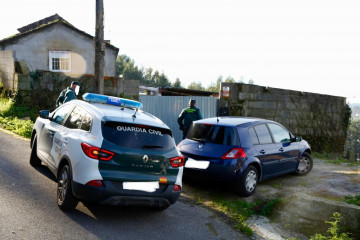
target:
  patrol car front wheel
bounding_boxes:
[29,136,41,167]
[57,165,78,211]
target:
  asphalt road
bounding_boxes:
[0,129,247,240]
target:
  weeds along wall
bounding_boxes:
[1,70,139,111]
[220,83,350,153]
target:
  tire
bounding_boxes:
[29,135,42,166]
[235,165,258,197]
[57,165,78,211]
[296,152,313,175]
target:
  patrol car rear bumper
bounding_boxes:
[72,180,181,208]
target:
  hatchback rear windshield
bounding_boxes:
[187,123,240,146]
[102,122,175,151]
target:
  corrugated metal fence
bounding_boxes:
[140,96,219,144]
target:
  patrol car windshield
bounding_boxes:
[102,122,175,151]
[187,123,240,146]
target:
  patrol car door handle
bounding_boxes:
[259,150,266,154]
[63,139,68,145]
[279,147,284,152]
[49,130,55,136]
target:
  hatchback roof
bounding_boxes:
[194,117,271,127]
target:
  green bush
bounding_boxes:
[344,195,360,206]
[310,212,353,240]
[0,97,36,120]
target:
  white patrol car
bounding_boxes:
[30,93,184,211]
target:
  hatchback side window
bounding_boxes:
[248,127,259,145]
[253,124,273,144]
[51,104,74,125]
[267,123,291,143]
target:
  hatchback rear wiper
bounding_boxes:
[191,138,207,143]
[143,145,163,149]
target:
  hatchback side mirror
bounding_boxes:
[39,110,50,119]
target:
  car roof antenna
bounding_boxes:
[132,108,138,118]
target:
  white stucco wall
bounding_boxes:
[2,24,117,76]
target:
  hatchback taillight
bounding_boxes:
[170,156,185,167]
[81,142,114,161]
[221,148,246,159]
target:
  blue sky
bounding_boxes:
[1,0,360,102]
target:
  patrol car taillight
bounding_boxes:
[170,156,185,167]
[86,180,103,187]
[174,185,181,191]
[81,142,115,161]
[221,148,246,159]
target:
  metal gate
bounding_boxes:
[140,96,219,144]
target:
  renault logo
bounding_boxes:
[199,144,203,149]
[143,155,149,163]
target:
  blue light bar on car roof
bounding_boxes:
[82,93,143,109]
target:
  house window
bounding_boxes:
[49,51,71,72]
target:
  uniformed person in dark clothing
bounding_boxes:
[56,81,80,108]
[178,99,202,139]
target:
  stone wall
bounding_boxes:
[220,83,348,153]
[10,71,139,111]
[0,50,17,90]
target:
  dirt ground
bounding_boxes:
[181,158,360,239]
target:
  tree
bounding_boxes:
[206,76,221,92]
[224,76,235,83]
[188,81,204,91]
[116,55,144,82]
[344,120,360,161]
[172,78,182,88]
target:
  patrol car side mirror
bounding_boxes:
[39,110,50,119]
[291,136,302,142]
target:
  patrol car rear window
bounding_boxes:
[102,122,175,151]
[187,123,240,146]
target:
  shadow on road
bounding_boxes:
[31,163,57,182]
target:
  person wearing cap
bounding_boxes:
[178,99,203,139]
[56,81,81,108]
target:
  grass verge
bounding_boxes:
[181,183,282,236]
[313,152,359,166]
[0,98,34,138]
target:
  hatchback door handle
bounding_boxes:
[279,147,284,152]
[260,150,265,154]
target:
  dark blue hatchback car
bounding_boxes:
[178,117,312,196]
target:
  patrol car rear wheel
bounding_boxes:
[29,136,41,166]
[57,165,78,211]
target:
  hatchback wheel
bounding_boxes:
[296,152,313,175]
[57,165,78,211]
[235,165,258,197]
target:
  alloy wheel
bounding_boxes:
[245,170,257,192]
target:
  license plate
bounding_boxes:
[185,158,210,169]
[123,181,159,192]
